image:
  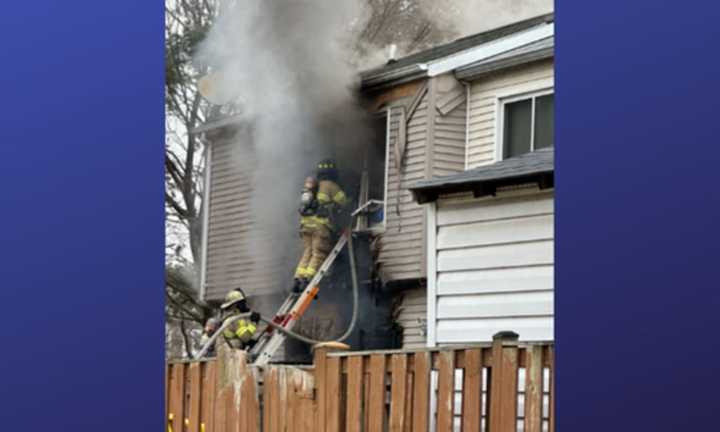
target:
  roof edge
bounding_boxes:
[410,170,554,204]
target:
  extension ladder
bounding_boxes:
[249,228,350,366]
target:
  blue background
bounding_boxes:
[0,1,164,430]
[1,1,719,430]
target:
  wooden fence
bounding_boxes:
[166,333,554,432]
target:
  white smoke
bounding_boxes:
[196,0,372,294]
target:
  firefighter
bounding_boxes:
[292,159,348,292]
[293,176,319,292]
[219,288,261,350]
[199,317,220,357]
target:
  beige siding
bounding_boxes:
[466,60,554,169]
[432,76,467,178]
[395,286,427,349]
[204,137,283,302]
[379,92,429,281]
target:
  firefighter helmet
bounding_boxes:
[316,158,338,181]
[220,288,247,310]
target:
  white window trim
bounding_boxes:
[495,86,554,162]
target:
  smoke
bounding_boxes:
[418,0,554,39]
[196,0,373,295]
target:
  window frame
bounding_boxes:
[355,107,390,234]
[496,87,554,161]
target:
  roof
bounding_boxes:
[360,12,554,91]
[455,36,554,80]
[409,148,554,204]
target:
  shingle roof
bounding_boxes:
[360,12,554,91]
[409,148,554,204]
[455,36,554,80]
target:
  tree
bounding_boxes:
[165,0,218,359]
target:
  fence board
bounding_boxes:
[166,364,170,428]
[436,351,456,432]
[346,356,364,432]
[461,349,482,432]
[170,363,185,432]
[213,387,228,432]
[188,363,202,432]
[524,346,543,432]
[389,354,409,432]
[363,358,372,430]
[548,346,555,432]
[266,369,278,432]
[327,357,343,432]
[315,350,329,432]
[263,369,273,432]
[243,369,259,432]
[403,370,414,432]
[412,352,431,432]
[201,362,217,432]
[489,337,519,432]
[223,386,238,432]
[368,354,387,432]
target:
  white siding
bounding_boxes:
[466,60,554,169]
[431,191,554,343]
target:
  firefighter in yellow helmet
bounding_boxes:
[293,159,348,292]
[219,288,260,350]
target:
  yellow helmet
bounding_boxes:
[220,288,246,310]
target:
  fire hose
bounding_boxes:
[194,230,360,360]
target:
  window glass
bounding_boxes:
[503,99,532,158]
[534,94,554,149]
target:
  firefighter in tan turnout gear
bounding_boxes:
[293,159,348,292]
[219,288,261,350]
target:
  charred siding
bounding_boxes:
[395,285,428,349]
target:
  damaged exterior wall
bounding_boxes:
[369,73,468,348]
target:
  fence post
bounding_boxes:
[314,342,349,432]
[488,331,519,432]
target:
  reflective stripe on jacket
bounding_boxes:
[222,318,257,343]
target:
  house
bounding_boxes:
[195,12,555,353]
[359,12,554,348]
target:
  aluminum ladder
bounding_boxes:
[249,228,350,366]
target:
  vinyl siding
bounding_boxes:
[204,137,284,302]
[432,80,467,178]
[394,286,427,349]
[431,190,554,343]
[379,93,429,280]
[466,59,554,169]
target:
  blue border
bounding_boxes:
[557,1,720,429]
[0,1,164,430]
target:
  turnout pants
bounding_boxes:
[294,225,332,279]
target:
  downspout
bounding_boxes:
[198,143,212,301]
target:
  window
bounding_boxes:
[354,110,388,232]
[501,91,554,159]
